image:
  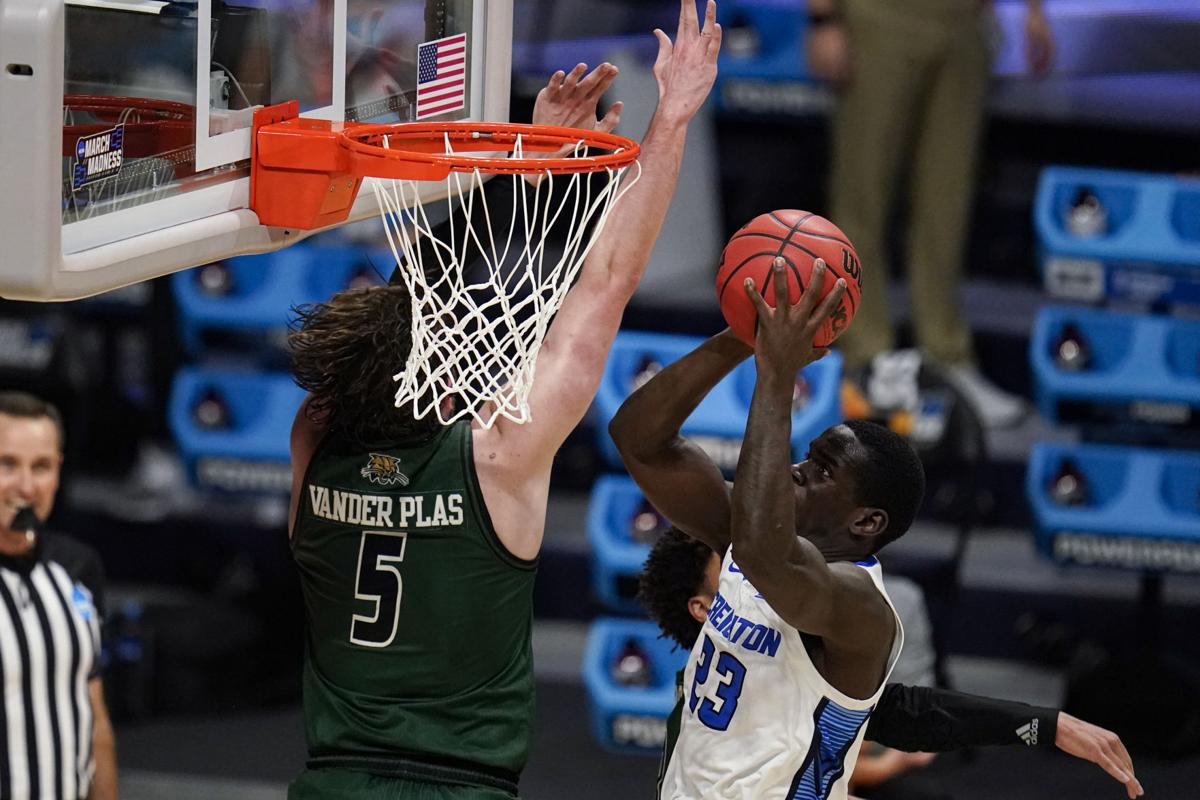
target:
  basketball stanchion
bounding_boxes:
[249,100,641,427]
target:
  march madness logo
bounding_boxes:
[361,453,409,487]
[72,125,125,190]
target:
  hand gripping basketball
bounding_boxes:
[743,258,847,376]
[715,210,862,348]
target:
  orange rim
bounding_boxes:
[339,121,640,176]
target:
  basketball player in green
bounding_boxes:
[284,3,723,798]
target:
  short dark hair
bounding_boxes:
[637,528,716,650]
[288,285,440,449]
[843,419,925,551]
[0,391,65,451]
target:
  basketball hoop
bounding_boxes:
[250,101,641,428]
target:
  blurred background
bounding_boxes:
[7,0,1200,797]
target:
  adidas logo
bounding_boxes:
[1016,718,1039,746]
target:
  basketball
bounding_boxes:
[715,210,862,348]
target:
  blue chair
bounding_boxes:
[1026,442,1200,574]
[593,331,843,473]
[718,0,808,82]
[1030,306,1200,426]
[711,0,826,116]
[172,245,388,356]
[582,617,689,755]
[167,367,304,494]
[1034,167,1200,307]
[586,475,661,613]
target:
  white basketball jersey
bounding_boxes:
[661,547,903,800]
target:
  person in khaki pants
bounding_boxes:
[807,0,1053,427]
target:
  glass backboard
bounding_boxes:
[0,0,512,300]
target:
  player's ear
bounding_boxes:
[687,593,712,624]
[849,506,887,538]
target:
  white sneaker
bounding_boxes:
[945,363,1028,429]
[866,349,923,412]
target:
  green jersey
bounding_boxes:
[656,670,686,799]
[291,421,537,776]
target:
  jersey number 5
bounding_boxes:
[688,634,747,731]
[350,530,408,648]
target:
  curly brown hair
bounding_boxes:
[288,284,440,449]
[637,528,717,651]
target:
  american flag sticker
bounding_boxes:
[416,33,468,120]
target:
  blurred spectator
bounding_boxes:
[807,0,1054,427]
[0,391,118,800]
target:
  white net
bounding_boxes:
[373,135,639,428]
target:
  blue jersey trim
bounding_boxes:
[785,697,872,800]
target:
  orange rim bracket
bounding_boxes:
[250,100,364,230]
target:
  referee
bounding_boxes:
[0,392,117,800]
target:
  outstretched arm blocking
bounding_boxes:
[479,0,723,478]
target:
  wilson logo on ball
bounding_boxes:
[842,250,862,288]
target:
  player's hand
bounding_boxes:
[1055,712,1143,798]
[805,23,851,86]
[652,0,722,122]
[1025,6,1055,77]
[744,257,845,378]
[527,63,623,178]
[533,63,623,135]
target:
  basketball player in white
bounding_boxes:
[611,259,926,799]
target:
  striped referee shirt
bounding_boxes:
[0,533,103,800]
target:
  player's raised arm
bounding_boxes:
[477,0,722,475]
[729,259,891,650]
[609,329,750,552]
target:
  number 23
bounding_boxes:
[688,634,747,731]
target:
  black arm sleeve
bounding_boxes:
[866,683,1060,752]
